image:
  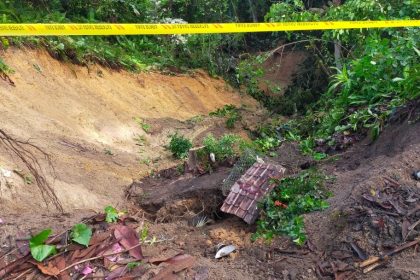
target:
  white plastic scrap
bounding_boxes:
[215,245,236,259]
[1,168,12,178]
[210,153,216,163]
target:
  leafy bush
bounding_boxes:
[253,136,280,153]
[253,170,330,245]
[169,133,192,159]
[0,58,13,74]
[263,0,420,143]
[209,105,241,129]
[202,134,242,162]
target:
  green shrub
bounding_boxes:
[168,133,192,159]
[253,170,330,245]
[254,137,280,153]
[209,105,241,129]
[265,0,419,141]
[202,134,242,162]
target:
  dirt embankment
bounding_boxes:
[0,48,259,213]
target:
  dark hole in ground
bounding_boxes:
[126,166,232,223]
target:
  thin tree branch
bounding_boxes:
[58,243,142,274]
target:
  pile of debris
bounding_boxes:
[0,214,196,279]
[317,176,420,278]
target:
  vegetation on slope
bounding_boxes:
[0,0,275,74]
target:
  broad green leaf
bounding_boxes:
[71,223,92,247]
[105,205,119,223]
[29,229,57,262]
[30,229,52,247]
[30,244,57,262]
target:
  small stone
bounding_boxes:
[413,171,420,181]
[205,240,212,246]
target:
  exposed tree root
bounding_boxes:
[0,72,15,86]
[0,129,63,212]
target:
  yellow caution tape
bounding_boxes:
[0,20,419,36]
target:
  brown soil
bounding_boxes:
[0,48,260,213]
[40,117,413,280]
[259,50,307,96]
[122,119,420,280]
[305,120,420,279]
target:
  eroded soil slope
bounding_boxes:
[0,48,259,212]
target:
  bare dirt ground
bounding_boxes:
[0,48,260,213]
[1,48,419,279]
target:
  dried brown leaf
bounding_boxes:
[0,255,31,278]
[35,262,60,276]
[114,225,143,260]
[54,257,71,280]
[151,254,196,280]
[90,232,111,246]
[149,249,182,265]
[106,266,126,280]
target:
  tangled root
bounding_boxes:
[0,129,63,212]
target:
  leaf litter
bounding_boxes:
[0,212,196,279]
[316,176,420,277]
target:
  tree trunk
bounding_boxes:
[334,40,342,70]
[247,0,258,22]
[186,146,205,173]
[230,0,239,22]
